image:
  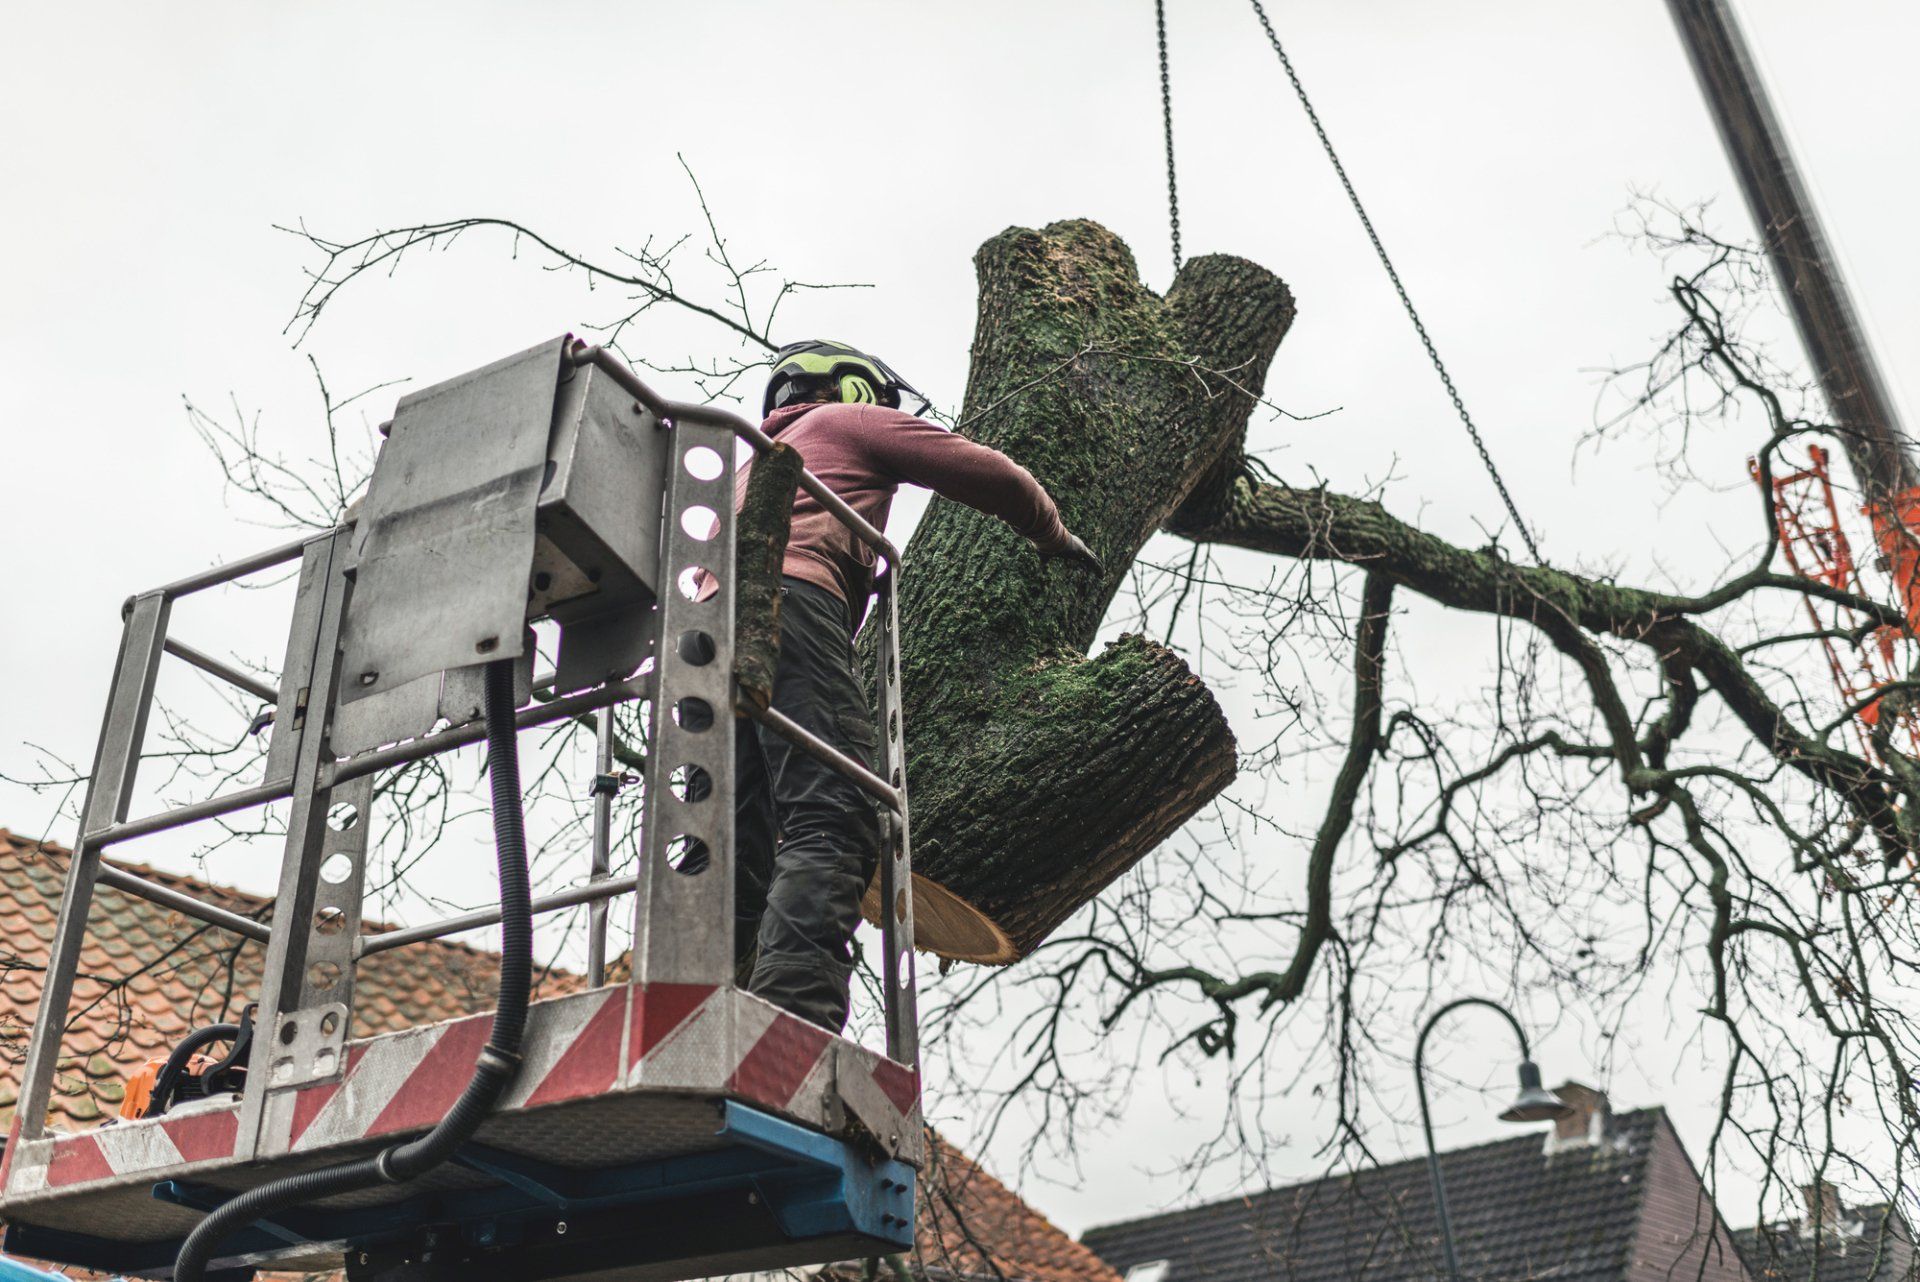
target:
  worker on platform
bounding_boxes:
[732,339,1101,1032]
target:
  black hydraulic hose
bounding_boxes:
[147,1023,239,1117]
[172,660,532,1281]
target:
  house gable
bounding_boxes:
[1082,1108,1668,1282]
[1624,1110,1754,1282]
[1080,1089,1842,1282]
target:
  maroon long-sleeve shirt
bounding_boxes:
[738,401,1071,606]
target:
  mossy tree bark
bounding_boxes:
[878,220,1296,963]
[867,218,1902,967]
[733,440,803,712]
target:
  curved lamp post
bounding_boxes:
[1415,998,1574,1282]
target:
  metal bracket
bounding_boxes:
[829,1045,910,1162]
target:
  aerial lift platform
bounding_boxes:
[0,338,923,1280]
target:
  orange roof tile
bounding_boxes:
[906,1134,1121,1282]
[0,828,553,1132]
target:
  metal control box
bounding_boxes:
[342,336,668,705]
[532,349,669,626]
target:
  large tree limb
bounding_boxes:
[1082,571,1394,1047]
[1168,473,1908,859]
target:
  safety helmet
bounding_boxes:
[762,339,929,420]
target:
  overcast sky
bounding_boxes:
[4,0,1916,1239]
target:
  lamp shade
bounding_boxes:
[1499,1060,1575,1123]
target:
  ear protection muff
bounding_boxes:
[838,373,878,405]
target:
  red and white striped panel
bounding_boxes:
[623,985,920,1144]
[846,1045,921,1134]
[266,988,623,1156]
[725,998,835,1115]
[620,982,725,1092]
[4,1102,242,1198]
[6,985,923,1200]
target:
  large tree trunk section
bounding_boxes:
[868,219,1295,963]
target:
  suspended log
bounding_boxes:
[862,219,1296,963]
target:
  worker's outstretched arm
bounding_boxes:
[856,406,1102,572]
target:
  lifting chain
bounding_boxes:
[1155,0,1183,273]
[1246,0,1543,563]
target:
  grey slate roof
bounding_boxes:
[1734,1204,1918,1282]
[1080,1109,1662,1282]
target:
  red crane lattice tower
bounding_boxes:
[1757,445,1920,761]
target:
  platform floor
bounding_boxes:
[0,985,921,1280]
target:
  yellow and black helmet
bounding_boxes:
[762,339,928,419]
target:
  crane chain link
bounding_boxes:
[1245,0,1543,563]
[1156,0,1183,273]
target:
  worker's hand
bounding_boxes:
[1043,532,1105,576]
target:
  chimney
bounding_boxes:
[1802,1182,1843,1233]
[1543,1082,1611,1151]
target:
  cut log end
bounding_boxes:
[880,633,1236,965]
[860,873,1018,966]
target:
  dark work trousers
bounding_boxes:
[730,577,882,1032]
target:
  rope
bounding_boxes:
[1246,0,1542,563]
[1156,0,1183,273]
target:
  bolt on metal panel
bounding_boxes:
[331,636,537,758]
[340,338,565,703]
[264,536,333,787]
[438,636,535,726]
[329,670,443,758]
[239,528,358,1153]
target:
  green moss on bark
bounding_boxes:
[733,441,802,711]
[876,220,1296,961]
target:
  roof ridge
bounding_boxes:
[1080,1106,1666,1242]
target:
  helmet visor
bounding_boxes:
[868,354,930,418]
[889,383,930,417]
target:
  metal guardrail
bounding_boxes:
[13,346,922,1149]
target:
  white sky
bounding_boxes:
[3,0,1916,1243]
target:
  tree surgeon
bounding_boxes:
[724,339,1102,1031]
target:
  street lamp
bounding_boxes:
[1414,998,1575,1282]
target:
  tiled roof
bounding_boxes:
[1081,1110,1666,1282]
[0,829,1109,1282]
[0,829,551,1129]
[1735,1204,1918,1282]
[907,1134,1122,1282]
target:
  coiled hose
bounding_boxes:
[172,660,532,1281]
